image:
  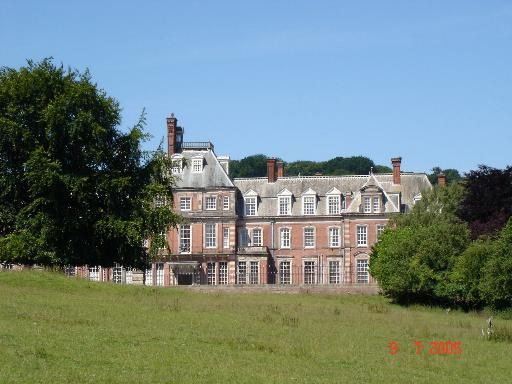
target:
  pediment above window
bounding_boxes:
[326,187,342,195]
[244,189,259,197]
[277,188,293,197]
[301,187,317,196]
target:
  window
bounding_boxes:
[179,225,191,253]
[192,158,203,173]
[219,262,228,285]
[373,196,380,213]
[341,198,346,210]
[279,261,291,284]
[357,259,369,283]
[304,261,316,284]
[205,223,217,248]
[244,197,257,216]
[303,196,316,215]
[180,197,191,211]
[144,268,152,286]
[113,265,123,284]
[205,196,216,210]
[279,196,291,215]
[223,228,230,249]
[328,195,340,215]
[252,228,262,246]
[223,196,230,210]
[125,268,133,285]
[238,261,247,284]
[304,227,315,248]
[172,158,183,173]
[238,228,250,247]
[280,228,290,249]
[377,224,385,239]
[89,266,100,281]
[156,263,164,286]
[329,260,341,284]
[363,197,371,213]
[207,262,216,285]
[357,225,367,247]
[249,261,259,284]
[155,195,166,208]
[329,227,340,248]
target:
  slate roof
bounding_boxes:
[233,173,431,216]
[172,149,234,189]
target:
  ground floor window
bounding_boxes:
[356,259,369,283]
[65,265,76,277]
[113,265,123,284]
[156,263,164,286]
[304,261,316,284]
[329,260,342,284]
[237,261,247,284]
[145,268,152,286]
[219,262,228,285]
[88,266,100,281]
[207,262,216,285]
[279,261,291,285]
[125,268,133,284]
[249,261,259,284]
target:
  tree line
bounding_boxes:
[370,165,512,309]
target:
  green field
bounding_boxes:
[0,271,510,383]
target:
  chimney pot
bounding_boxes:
[277,161,284,178]
[267,158,277,183]
[437,173,447,188]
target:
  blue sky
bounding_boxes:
[2,1,511,174]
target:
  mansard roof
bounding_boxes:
[173,149,235,189]
[233,173,431,215]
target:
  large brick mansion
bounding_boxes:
[72,114,431,286]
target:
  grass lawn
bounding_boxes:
[0,271,510,383]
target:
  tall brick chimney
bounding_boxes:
[437,173,446,188]
[277,161,284,178]
[391,157,402,185]
[167,114,177,156]
[267,158,277,183]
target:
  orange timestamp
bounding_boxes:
[389,341,462,355]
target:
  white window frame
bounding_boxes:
[303,227,315,248]
[252,228,263,247]
[303,260,316,285]
[223,227,230,249]
[219,262,228,285]
[237,261,247,284]
[180,196,191,211]
[327,195,341,215]
[156,262,164,286]
[205,195,217,210]
[363,196,371,213]
[192,158,203,173]
[278,196,291,215]
[88,266,100,281]
[373,196,380,213]
[179,224,191,254]
[171,157,183,174]
[328,227,340,248]
[205,223,217,248]
[377,224,386,239]
[280,228,291,249]
[249,261,259,284]
[356,259,369,284]
[223,196,230,210]
[279,260,292,285]
[357,225,368,247]
[302,195,316,215]
[328,259,342,284]
[244,196,257,216]
[207,262,216,285]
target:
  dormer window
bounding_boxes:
[360,185,384,214]
[277,188,293,215]
[192,157,203,173]
[243,190,258,216]
[326,188,342,215]
[302,188,317,215]
[171,155,183,174]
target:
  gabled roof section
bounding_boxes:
[244,189,259,197]
[277,188,293,196]
[301,187,317,196]
[326,187,342,195]
[173,149,234,189]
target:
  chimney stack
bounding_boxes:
[277,161,284,178]
[437,173,447,188]
[167,114,178,155]
[267,158,277,183]
[391,157,402,185]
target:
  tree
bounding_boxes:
[458,165,512,239]
[370,184,470,304]
[428,167,462,185]
[229,154,268,178]
[0,59,179,267]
